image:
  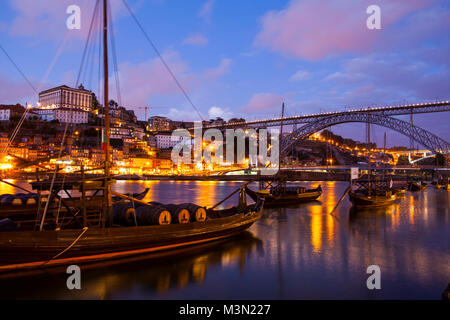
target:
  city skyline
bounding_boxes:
[0,0,449,147]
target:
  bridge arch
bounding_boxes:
[281,113,450,155]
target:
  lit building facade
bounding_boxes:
[34,107,88,124]
[38,85,93,112]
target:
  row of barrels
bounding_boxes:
[112,202,208,226]
[0,193,39,206]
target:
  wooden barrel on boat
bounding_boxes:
[135,205,172,225]
[16,193,38,205]
[179,203,207,222]
[1,195,23,205]
[164,204,190,224]
[112,203,137,226]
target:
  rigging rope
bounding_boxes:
[41,0,101,230]
[121,0,204,121]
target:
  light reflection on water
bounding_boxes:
[0,180,449,299]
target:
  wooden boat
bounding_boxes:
[407,181,427,191]
[349,115,396,209]
[0,195,263,273]
[0,0,264,274]
[246,184,321,207]
[349,190,396,208]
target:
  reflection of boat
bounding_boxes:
[246,184,321,207]
[0,232,262,297]
[407,181,427,191]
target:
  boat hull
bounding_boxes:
[407,182,427,192]
[0,210,261,273]
[349,191,396,208]
[246,186,321,207]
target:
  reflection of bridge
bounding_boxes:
[206,101,450,155]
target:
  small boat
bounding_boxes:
[407,181,427,191]
[246,184,321,207]
[349,190,396,208]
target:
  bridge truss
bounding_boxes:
[280,113,450,155]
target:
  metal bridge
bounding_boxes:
[204,100,450,155]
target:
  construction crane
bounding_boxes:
[136,106,167,121]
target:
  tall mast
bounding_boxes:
[103,0,112,226]
[367,111,371,196]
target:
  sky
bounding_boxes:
[0,0,449,147]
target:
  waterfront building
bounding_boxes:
[38,84,93,112]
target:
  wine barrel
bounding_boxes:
[112,203,137,226]
[179,203,207,222]
[25,195,38,205]
[2,195,23,205]
[164,204,190,224]
[135,205,172,225]
[17,193,37,205]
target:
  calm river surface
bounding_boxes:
[0,180,449,299]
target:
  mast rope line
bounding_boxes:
[121,0,205,121]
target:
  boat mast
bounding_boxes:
[103,0,112,226]
[367,110,371,196]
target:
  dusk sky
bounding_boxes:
[0,0,449,147]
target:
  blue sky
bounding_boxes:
[0,0,449,147]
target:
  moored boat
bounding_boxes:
[407,181,427,191]
[0,0,264,274]
[246,184,321,207]
[349,190,396,208]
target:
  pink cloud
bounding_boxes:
[0,73,37,104]
[244,93,285,111]
[112,52,232,108]
[114,51,195,107]
[8,0,124,41]
[198,0,215,23]
[203,58,233,78]
[254,0,432,60]
[183,33,209,46]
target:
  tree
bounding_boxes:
[92,94,101,110]
[109,100,118,109]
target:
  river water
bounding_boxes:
[0,180,449,299]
